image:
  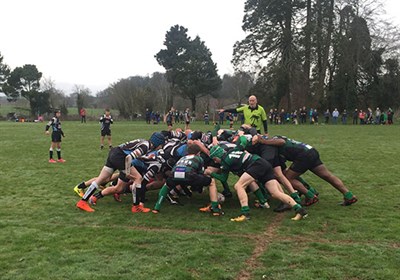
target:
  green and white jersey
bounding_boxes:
[220,148,260,175]
[274,136,313,161]
[172,154,204,180]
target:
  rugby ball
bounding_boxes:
[217,192,225,203]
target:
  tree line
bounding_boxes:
[233,0,400,112]
[1,0,399,119]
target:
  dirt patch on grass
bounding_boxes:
[235,213,286,280]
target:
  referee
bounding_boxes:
[222,95,268,134]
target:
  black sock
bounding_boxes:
[78,182,86,189]
[94,192,104,199]
[222,181,231,193]
[57,150,61,159]
[49,150,53,159]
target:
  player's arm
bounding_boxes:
[191,140,210,156]
[45,118,54,134]
[262,120,268,134]
[256,136,285,146]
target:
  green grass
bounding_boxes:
[0,120,399,280]
[0,103,111,119]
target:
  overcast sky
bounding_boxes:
[1,0,399,94]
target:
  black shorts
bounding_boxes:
[166,173,212,189]
[101,129,111,136]
[104,148,126,172]
[51,132,62,142]
[245,158,275,184]
[289,148,323,174]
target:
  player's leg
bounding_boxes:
[230,173,254,222]
[76,166,114,212]
[152,177,177,213]
[49,141,57,163]
[100,135,105,149]
[56,142,65,162]
[311,164,357,206]
[264,179,308,220]
[273,166,301,203]
[107,134,112,149]
[248,181,270,208]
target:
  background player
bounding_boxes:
[45,109,66,163]
[100,109,113,149]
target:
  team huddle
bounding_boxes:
[73,123,358,222]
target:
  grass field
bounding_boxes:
[0,103,111,120]
[0,120,399,280]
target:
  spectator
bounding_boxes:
[218,110,224,125]
[309,108,314,124]
[145,108,151,124]
[184,108,191,130]
[312,109,319,124]
[80,108,87,123]
[292,110,298,125]
[324,109,330,124]
[352,109,358,125]
[366,108,373,124]
[332,108,339,124]
[359,110,365,125]
[279,109,286,124]
[268,109,274,125]
[341,109,347,124]
[375,107,381,124]
[203,111,209,125]
[387,108,393,124]
[227,112,234,129]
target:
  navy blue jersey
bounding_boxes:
[166,111,174,123]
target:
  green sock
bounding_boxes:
[290,192,302,204]
[240,206,250,214]
[305,190,315,199]
[221,181,231,193]
[254,189,267,204]
[258,183,271,200]
[297,176,311,188]
[297,177,318,195]
[344,191,354,200]
[154,185,169,211]
[292,203,301,212]
[211,201,219,212]
[211,172,229,182]
[309,187,318,195]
